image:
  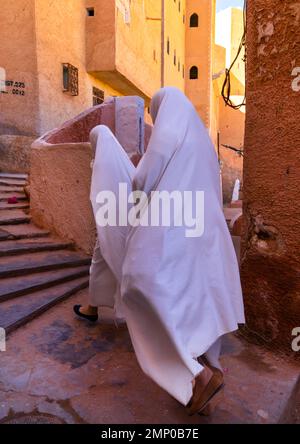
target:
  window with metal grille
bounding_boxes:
[93,87,104,106]
[62,63,79,96]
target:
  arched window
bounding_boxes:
[190,13,199,27]
[189,66,198,79]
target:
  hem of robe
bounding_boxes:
[181,321,244,406]
[126,319,243,406]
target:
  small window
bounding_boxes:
[179,2,181,12]
[189,66,198,80]
[93,87,104,106]
[182,65,185,78]
[183,13,185,24]
[153,49,156,61]
[62,63,79,96]
[178,60,180,72]
[190,13,199,28]
[167,37,170,55]
[174,50,177,66]
[86,7,95,17]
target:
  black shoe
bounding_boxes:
[73,305,98,322]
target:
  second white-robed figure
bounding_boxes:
[77,87,245,411]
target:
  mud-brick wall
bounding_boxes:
[241,0,300,356]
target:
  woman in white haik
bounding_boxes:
[74,87,245,415]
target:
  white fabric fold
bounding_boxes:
[89,87,245,406]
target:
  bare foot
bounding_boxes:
[187,364,223,416]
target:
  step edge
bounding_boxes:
[0,206,30,211]
[0,218,32,226]
[0,268,90,302]
[0,242,75,257]
[0,232,50,240]
[4,279,89,334]
[0,257,91,278]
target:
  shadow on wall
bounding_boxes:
[30,97,152,255]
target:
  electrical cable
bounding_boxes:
[221,0,247,110]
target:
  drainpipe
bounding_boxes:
[161,0,165,87]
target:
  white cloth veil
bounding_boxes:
[89,125,135,316]
[89,88,245,405]
[121,87,245,405]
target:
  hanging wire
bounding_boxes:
[221,143,244,157]
[221,0,247,110]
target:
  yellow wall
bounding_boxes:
[86,0,116,73]
[35,0,121,135]
[215,7,245,95]
[164,0,186,91]
[219,98,244,202]
[0,0,122,137]
[230,8,245,94]
[185,0,215,129]
[214,7,245,202]
[1,0,244,145]
[115,0,161,99]
[0,0,40,136]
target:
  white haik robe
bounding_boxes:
[89,87,245,406]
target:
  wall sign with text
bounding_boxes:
[0,80,26,96]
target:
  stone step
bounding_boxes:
[0,250,91,278]
[0,186,27,193]
[0,179,27,187]
[0,209,31,225]
[0,173,28,181]
[0,202,29,211]
[0,265,90,303]
[0,223,50,240]
[0,276,89,333]
[0,230,11,241]
[0,192,27,201]
[0,238,74,257]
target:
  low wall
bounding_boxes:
[30,97,152,255]
[30,140,96,255]
[0,135,35,173]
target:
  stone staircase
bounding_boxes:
[0,172,91,334]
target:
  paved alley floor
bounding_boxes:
[0,289,299,424]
